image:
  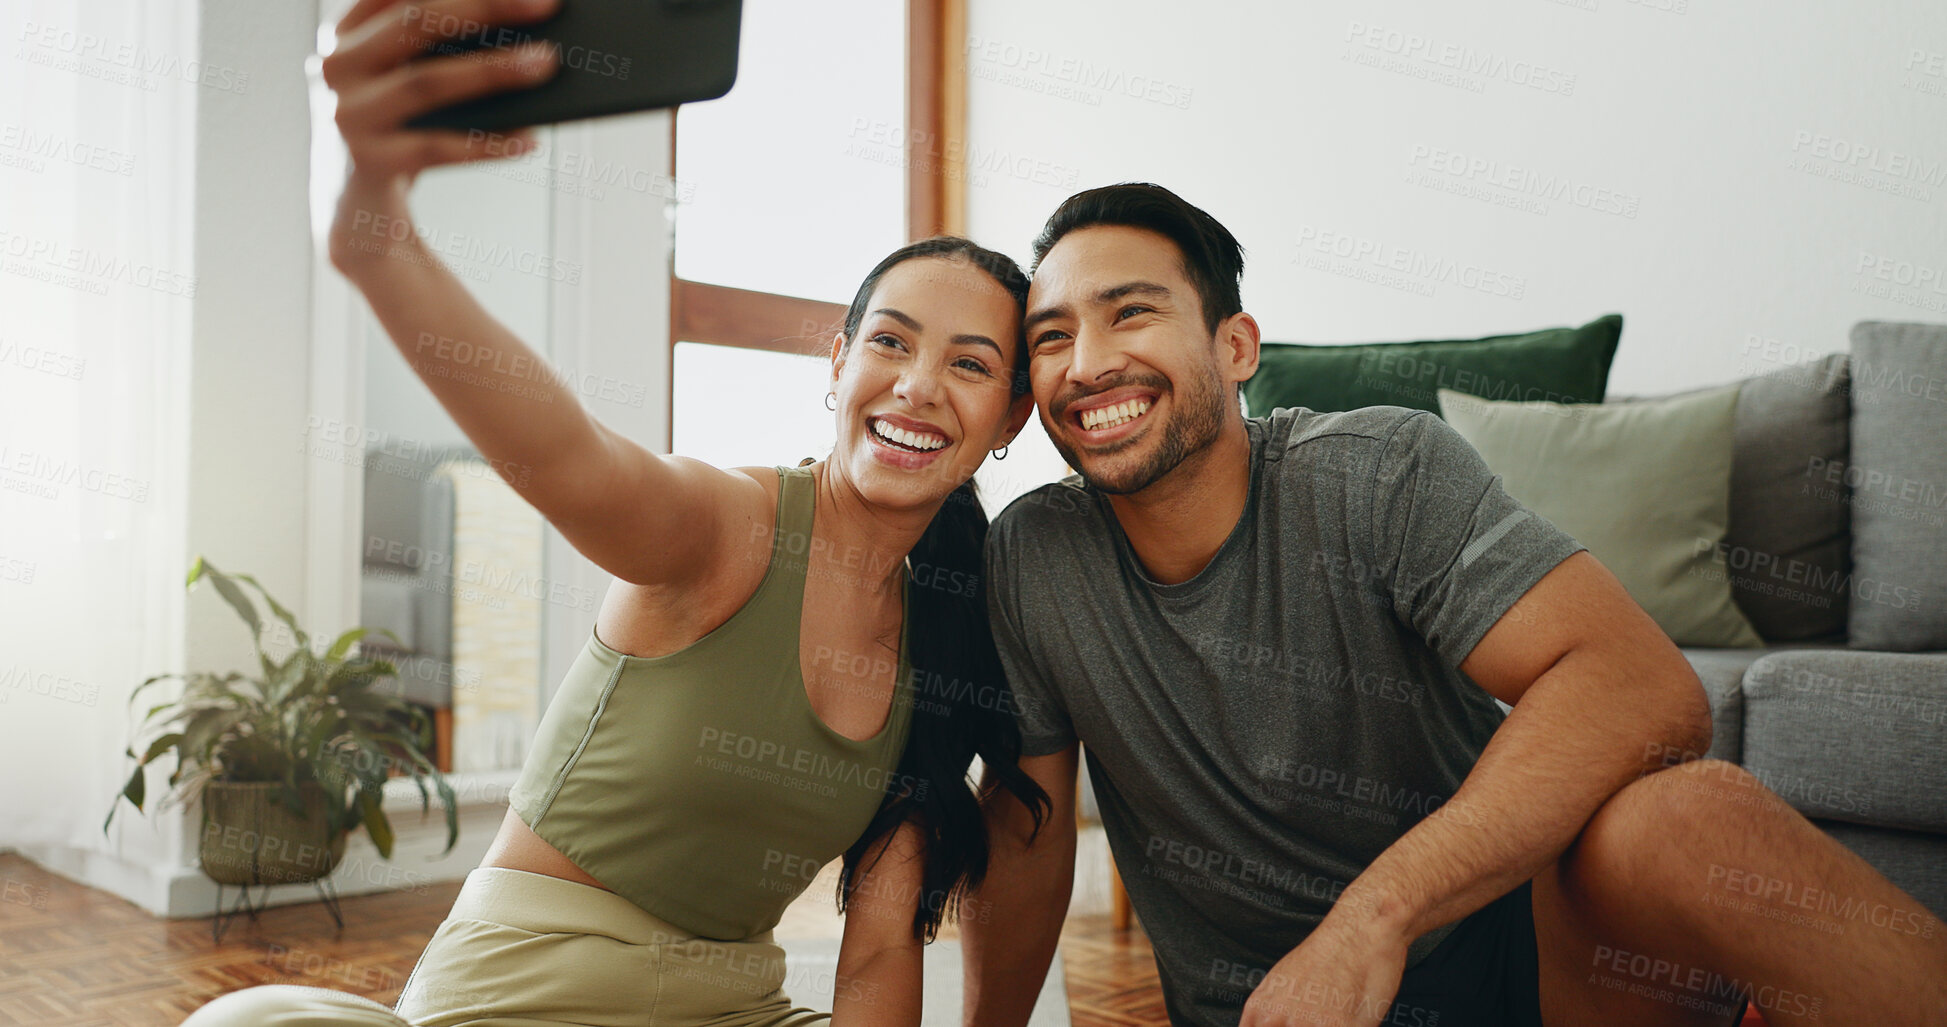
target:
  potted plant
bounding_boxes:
[104,557,458,928]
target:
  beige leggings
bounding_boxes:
[180,867,831,1027]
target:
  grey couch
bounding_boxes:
[359,445,466,713]
[1680,322,1947,919]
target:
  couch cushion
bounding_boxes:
[359,574,420,651]
[1741,649,1947,833]
[1440,385,1763,648]
[1720,354,1852,643]
[1241,314,1621,417]
[1810,819,1947,922]
[1846,321,1947,650]
[1679,648,1768,762]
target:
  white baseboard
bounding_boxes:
[159,804,511,919]
[21,777,517,919]
[13,841,181,916]
[17,805,1124,925]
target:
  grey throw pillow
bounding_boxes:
[1723,354,1852,642]
[1439,386,1764,648]
[1846,322,1947,651]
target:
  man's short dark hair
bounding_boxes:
[1031,182,1245,335]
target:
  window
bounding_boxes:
[669,0,963,360]
[671,0,1018,483]
[674,1,908,304]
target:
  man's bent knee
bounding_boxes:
[1570,760,1774,881]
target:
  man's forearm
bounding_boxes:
[1333,645,1711,944]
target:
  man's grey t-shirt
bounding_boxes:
[987,406,1586,1027]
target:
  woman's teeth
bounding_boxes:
[870,418,948,452]
[1080,398,1151,431]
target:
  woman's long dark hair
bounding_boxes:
[831,237,1053,941]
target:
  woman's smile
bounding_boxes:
[865,412,952,468]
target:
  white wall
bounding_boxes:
[962,0,1947,397]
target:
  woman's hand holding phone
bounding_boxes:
[320,0,561,277]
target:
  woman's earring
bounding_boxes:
[992,445,1010,460]
[824,391,837,411]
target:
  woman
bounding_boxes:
[184,2,1049,1025]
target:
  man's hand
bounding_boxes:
[1240,906,1409,1027]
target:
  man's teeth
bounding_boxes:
[1080,398,1152,431]
[870,419,948,452]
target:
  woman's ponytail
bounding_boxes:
[836,476,1051,941]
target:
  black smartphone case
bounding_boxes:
[404,0,742,132]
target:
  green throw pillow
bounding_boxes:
[1243,314,1622,416]
[1438,385,1764,648]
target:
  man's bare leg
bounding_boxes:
[1529,758,1947,1025]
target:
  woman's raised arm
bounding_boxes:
[320,0,761,588]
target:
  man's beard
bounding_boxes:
[1050,367,1227,496]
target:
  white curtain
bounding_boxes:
[0,0,196,861]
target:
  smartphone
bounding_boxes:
[403,0,743,132]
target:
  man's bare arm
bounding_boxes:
[1341,551,1711,940]
[1242,551,1712,1023]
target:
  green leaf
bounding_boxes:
[358,788,394,859]
[138,732,184,766]
[233,572,307,651]
[103,761,148,833]
[394,745,460,855]
[192,558,262,640]
[265,647,313,708]
[430,768,458,854]
[322,658,379,698]
[121,764,145,811]
[127,672,182,712]
[323,627,370,664]
[146,697,245,733]
[341,687,409,722]
[181,706,247,767]
[178,672,236,705]
[302,713,349,763]
[138,700,177,726]
[349,734,391,793]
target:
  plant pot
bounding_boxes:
[198,781,347,886]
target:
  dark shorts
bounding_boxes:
[1392,881,1749,1027]
[1389,880,1547,1027]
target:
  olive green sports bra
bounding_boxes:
[508,465,916,941]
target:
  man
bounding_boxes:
[959,183,1947,1026]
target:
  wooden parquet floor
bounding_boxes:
[0,854,1168,1027]
[1051,915,1171,1027]
[0,853,460,1026]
